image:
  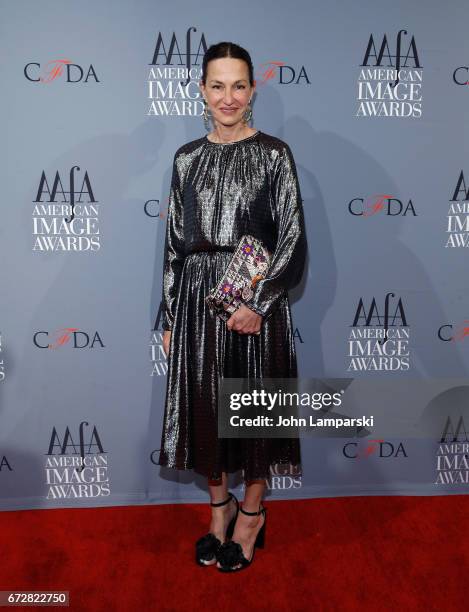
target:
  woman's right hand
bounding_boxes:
[163,330,172,357]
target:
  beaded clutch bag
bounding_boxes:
[205,234,272,325]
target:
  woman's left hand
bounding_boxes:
[226,304,262,335]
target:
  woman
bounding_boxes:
[158,41,307,572]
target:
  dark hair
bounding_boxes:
[201,42,254,86]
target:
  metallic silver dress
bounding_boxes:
[158,129,307,482]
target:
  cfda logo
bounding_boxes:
[24,60,100,83]
[33,329,105,350]
[348,194,417,217]
[256,60,310,86]
[343,439,407,459]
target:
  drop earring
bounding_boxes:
[243,100,253,124]
[203,99,212,131]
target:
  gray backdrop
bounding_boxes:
[1,0,469,510]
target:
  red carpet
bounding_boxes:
[1,496,467,611]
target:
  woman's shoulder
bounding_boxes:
[257,132,296,169]
[257,130,291,151]
[173,135,206,159]
[170,137,207,178]
[256,131,297,173]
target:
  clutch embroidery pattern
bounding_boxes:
[205,235,272,323]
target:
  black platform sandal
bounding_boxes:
[216,504,266,572]
[195,492,239,566]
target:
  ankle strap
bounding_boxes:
[210,492,234,507]
[240,504,265,516]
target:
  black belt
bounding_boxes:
[186,246,235,255]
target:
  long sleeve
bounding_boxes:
[244,143,307,320]
[161,152,185,331]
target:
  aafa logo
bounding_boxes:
[357,30,423,118]
[32,167,100,252]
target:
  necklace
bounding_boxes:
[208,129,258,144]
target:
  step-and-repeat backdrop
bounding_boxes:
[1,1,469,510]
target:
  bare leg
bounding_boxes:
[204,472,238,565]
[216,478,266,569]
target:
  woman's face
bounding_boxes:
[200,57,255,128]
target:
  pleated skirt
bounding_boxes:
[158,250,301,481]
